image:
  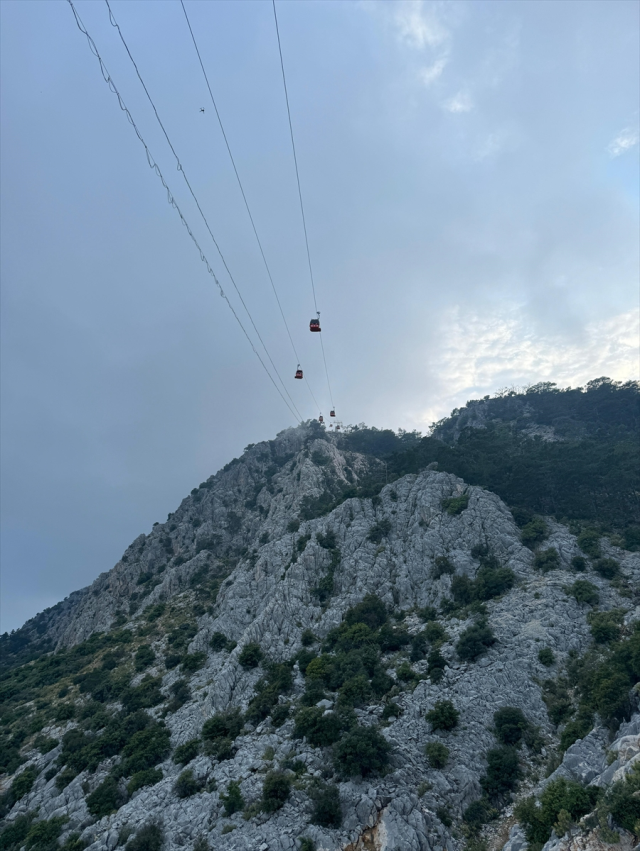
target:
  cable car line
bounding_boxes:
[179,0,324,418]
[101,0,304,423]
[66,0,302,424]
[271,0,336,414]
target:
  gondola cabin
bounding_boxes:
[295,367,303,379]
[319,415,324,423]
[309,318,321,332]
[330,410,335,417]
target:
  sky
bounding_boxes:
[1,0,638,633]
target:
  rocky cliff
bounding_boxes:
[2,382,639,851]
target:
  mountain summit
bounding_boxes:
[2,379,639,851]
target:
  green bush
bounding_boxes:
[604,762,640,832]
[481,746,519,799]
[332,726,391,778]
[209,632,233,652]
[344,595,387,630]
[494,707,531,746]
[293,707,342,746]
[245,662,294,724]
[367,520,392,544]
[427,649,446,682]
[0,812,35,851]
[425,741,449,768]
[121,677,163,713]
[442,494,469,515]
[521,517,548,548]
[202,709,243,756]
[463,798,496,829]
[166,678,190,712]
[86,776,126,818]
[120,723,171,776]
[10,765,39,801]
[409,632,428,661]
[593,558,620,580]
[534,549,560,572]
[174,769,202,798]
[571,556,587,572]
[515,778,597,850]
[238,642,263,669]
[181,652,206,673]
[559,717,592,752]
[220,781,244,816]
[588,611,623,644]
[35,736,58,754]
[270,704,290,727]
[261,771,291,812]
[126,768,162,795]
[134,646,155,672]
[124,823,164,851]
[456,621,496,662]
[24,817,68,851]
[299,840,315,851]
[436,806,452,827]
[568,580,599,606]
[577,530,601,558]
[376,623,411,652]
[474,565,516,600]
[172,739,200,765]
[433,557,455,578]
[426,700,459,731]
[538,648,555,666]
[301,629,316,647]
[310,782,342,827]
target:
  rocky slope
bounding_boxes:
[2,390,640,851]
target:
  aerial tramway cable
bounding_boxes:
[102,0,304,423]
[179,0,323,417]
[66,0,302,424]
[271,0,336,415]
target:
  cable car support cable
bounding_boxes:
[271,0,336,413]
[101,0,304,422]
[178,0,323,418]
[66,0,302,424]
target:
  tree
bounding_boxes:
[332,726,391,778]
[426,701,459,731]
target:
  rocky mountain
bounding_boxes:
[1,379,639,851]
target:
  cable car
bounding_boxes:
[335,423,341,431]
[319,415,324,423]
[330,410,335,417]
[295,365,303,379]
[310,314,321,332]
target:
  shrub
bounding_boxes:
[125,824,164,851]
[293,707,342,747]
[463,798,496,828]
[202,709,243,758]
[538,647,555,666]
[481,746,519,799]
[426,700,459,731]
[442,494,469,515]
[270,704,290,727]
[604,762,640,832]
[427,649,447,682]
[377,623,411,652]
[121,677,164,713]
[568,580,599,606]
[174,769,201,798]
[10,765,39,801]
[425,741,449,768]
[172,739,200,765]
[588,611,623,644]
[345,594,388,630]
[410,632,428,661]
[521,517,548,548]
[301,629,315,647]
[166,679,190,713]
[120,723,171,776]
[381,701,403,720]
[560,717,592,752]
[134,646,156,672]
[310,782,342,827]
[127,768,162,795]
[209,632,233,652]
[238,642,263,669]
[571,556,587,572]
[593,558,620,580]
[577,530,601,558]
[299,840,315,851]
[55,703,76,721]
[436,806,452,827]
[494,707,530,746]
[24,817,68,851]
[86,776,125,818]
[35,736,58,755]
[332,726,391,778]
[456,621,496,662]
[181,652,206,673]
[515,777,597,849]
[534,549,560,572]
[433,557,455,578]
[367,520,392,544]
[261,771,291,812]
[246,662,294,724]
[220,780,243,816]
[475,565,516,600]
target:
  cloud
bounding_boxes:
[445,90,473,113]
[393,0,450,50]
[420,56,448,86]
[607,127,639,157]
[417,306,639,426]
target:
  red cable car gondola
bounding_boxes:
[319,415,324,423]
[310,312,321,332]
[330,410,335,417]
[295,365,303,379]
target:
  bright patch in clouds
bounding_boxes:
[420,57,448,86]
[417,307,639,427]
[445,90,473,113]
[394,0,450,49]
[607,127,639,157]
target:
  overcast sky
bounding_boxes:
[1,0,638,634]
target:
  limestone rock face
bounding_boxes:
[3,421,640,851]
